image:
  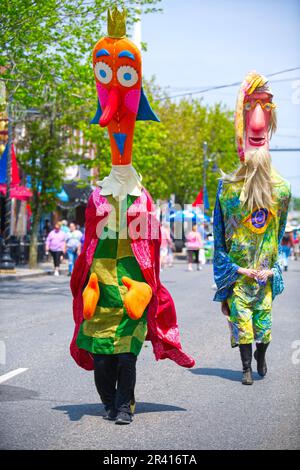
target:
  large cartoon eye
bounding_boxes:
[94,62,112,84]
[244,102,252,111]
[117,65,138,87]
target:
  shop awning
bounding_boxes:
[0,144,32,200]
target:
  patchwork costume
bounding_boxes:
[214,171,290,346]
[213,71,291,384]
[70,9,194,424]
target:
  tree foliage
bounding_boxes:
[0,0,162,266]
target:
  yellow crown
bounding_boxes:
[107,7,127,39]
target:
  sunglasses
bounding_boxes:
[244,100,276,112]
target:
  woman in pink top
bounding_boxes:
[185,224,203,271]
[45,222,66,276]
[160,223,173,270]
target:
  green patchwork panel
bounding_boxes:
[76,324,115,354]
[117,256,145,285]
[97,283,123,308]
[94,227,118,259]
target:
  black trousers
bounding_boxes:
[187,249,199,265]
[93,353,137,415]
[50,250,62,268]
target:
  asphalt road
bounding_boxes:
[0,260,299,450]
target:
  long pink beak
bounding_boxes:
[99,87,120,127]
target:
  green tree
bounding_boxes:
[0,0,161,267]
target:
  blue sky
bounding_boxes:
[139,0,300,196]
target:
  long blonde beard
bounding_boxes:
[222,148,274,211]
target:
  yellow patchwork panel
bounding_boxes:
[113,335,132,353]
[91,258,118,286]
[117,236,134,259]
[83,306,123,338]
[133,321,148,343]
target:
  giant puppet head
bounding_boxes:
[235,71,277,161]
[223,72,278,211]
[91,8,159,166]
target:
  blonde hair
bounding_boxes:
[221,148,274,212]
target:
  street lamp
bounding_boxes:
[0,91,15,271]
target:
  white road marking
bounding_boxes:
[0,368,28,384]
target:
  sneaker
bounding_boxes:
[115,411,133,425]
[54,270,59,276]
[103,408,117,421]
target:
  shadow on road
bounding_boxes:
[190,367,245,382]
[0,384,39,402]
[52,402,186,421]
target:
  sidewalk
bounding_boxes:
[0,260,68,281]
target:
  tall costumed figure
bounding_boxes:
[213,71,291,385]
[70,8,195,425]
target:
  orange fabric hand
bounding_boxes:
[82,273,100,320]
[122,276,152,320]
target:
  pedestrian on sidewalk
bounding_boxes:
[185,224,203,271]
[281,225,294,271]
[60,219,70,234]
[65,222,82,275]
[160,222,173,270]
[45,222,66,276]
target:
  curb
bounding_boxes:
[0,268,68,282]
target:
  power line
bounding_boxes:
[158,67,300,101]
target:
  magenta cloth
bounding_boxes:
[46,229,66,252]
[186,231,202,250]
[70,187,195,371]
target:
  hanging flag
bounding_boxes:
[192,188,203,207]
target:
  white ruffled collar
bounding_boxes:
[97,164,143,199]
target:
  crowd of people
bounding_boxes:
[160,222,210,272]
[45,220,84,276]
[280,224,300,271]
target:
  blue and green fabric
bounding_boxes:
[76,195,148,356]
[213,168,291,346]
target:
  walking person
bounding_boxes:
[160,222,173,271]
[70,8,194,427]
[281,225,294,271]
[213,72,291,385]
[186,224,203,271]
[65,222,82,276]
[45,222,66,276]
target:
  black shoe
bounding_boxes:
[242,367,254,385]
[254,343,269,377]
[284,266,288,271]
[115,412,133,425]
[103,408,117,421]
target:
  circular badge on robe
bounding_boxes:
[243,207,274,234]
[251,208,268,229]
